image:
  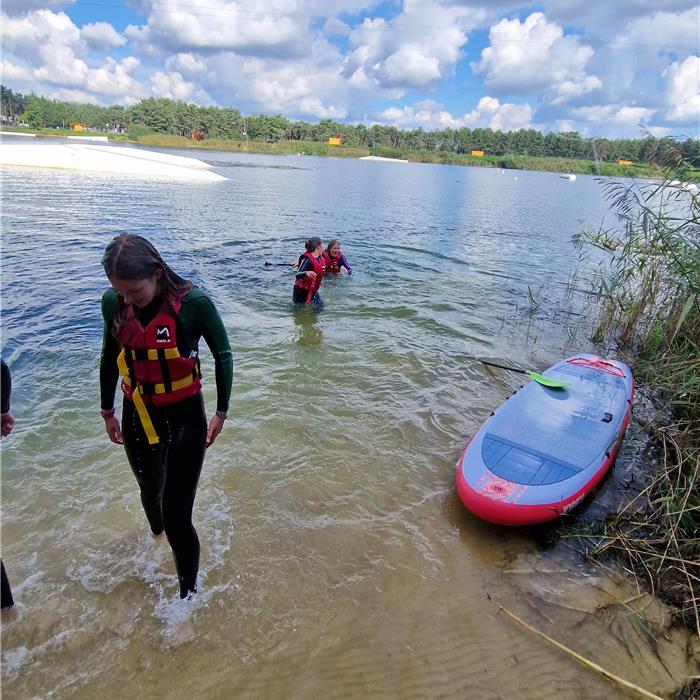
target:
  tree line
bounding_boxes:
[2,85,699,165]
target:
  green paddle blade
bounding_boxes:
[525,370,570,389]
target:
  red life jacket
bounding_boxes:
[117,296,201,408]
[293,252,325,303]
[323,251,342,275]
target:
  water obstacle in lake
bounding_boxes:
[0,141,226,181]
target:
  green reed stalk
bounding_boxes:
[575,138,699,645]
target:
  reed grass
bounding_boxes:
[573,139,699,662]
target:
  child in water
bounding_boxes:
[293,236,325,306]
[322,239,352,276]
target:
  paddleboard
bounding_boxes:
[456,353,634,526]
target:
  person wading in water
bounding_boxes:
[99,234,232,599]
[321,239,352,276]
[293,236,325,308]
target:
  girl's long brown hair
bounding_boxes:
[102,234,194,338]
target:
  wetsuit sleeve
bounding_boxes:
[100,289,121,411]
[1,359,11,414]
[189,294,233,413]
[295,256,312,279]
[339,253,352,275]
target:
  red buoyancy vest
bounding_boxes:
[322,251,342,275]
[118,297,201,406]
[293,252,325,303]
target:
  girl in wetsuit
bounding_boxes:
[293,236,325,307]
[100,234,232,599]
[1,359,15,610]
[322,239,352,276]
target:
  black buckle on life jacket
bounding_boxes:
[137,381,156,395]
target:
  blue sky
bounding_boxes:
[2,0,699,138]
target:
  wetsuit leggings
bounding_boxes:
[1,561,13,608]
[122,392,207,598]
[292,288,323,308]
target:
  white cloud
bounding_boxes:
[124,23,149,43]
[150,71,198,101]
[86,57,142,96]
[662,55,700,124]
[472,12,600,103]
[378,47,442,87]
[51,87,101,104]
[622,7,700,54]
[576,6,699,113]
[541,0,698,40]
[324,18,351,37]
[33,50,143,98]
[126,0,313,59]
[0,59,34,82]
[611,106,655,126]
[165,53,208,75]
[380,100,463,129]
[550,76,602,104]
[345,1,486,92]
[1,0,74,17]
[464,96,533,130]
[1,10,81,65]
[81,22,126,51]
[34,44,89,85]
[380,96,533,131]
[569,104,655,127]
[0,8,145,103]
[569,105,614,123]
[234,54,349,119]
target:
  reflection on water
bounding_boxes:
[0,153,692,698]
[292,306,323,347]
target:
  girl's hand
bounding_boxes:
[291,260,299,269]
[104,415,123,444]
[1,411,15,437]
[306,271,317,279]
[341,268,350,276]
[206,413,226,447]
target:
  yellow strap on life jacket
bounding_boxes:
[131,386,160,446]
[130,348,181,361]
[117,349,160,446]
[116,347,130,380]
[121,373,197,395]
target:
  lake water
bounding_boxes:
[0,148,692,698]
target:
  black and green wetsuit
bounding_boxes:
[100,287,232,598]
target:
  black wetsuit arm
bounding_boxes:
[100,289,121,411]
[295,256,313,279]
[186,294,233,413]
[1,359,11,413]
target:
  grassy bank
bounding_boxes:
[368,145,666,178]
[124,134,665,178]
[1,126,669,179]
[574,143,699,648]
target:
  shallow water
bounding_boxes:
[0,150,692,698]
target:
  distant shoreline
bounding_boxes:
[0,126,670,179]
